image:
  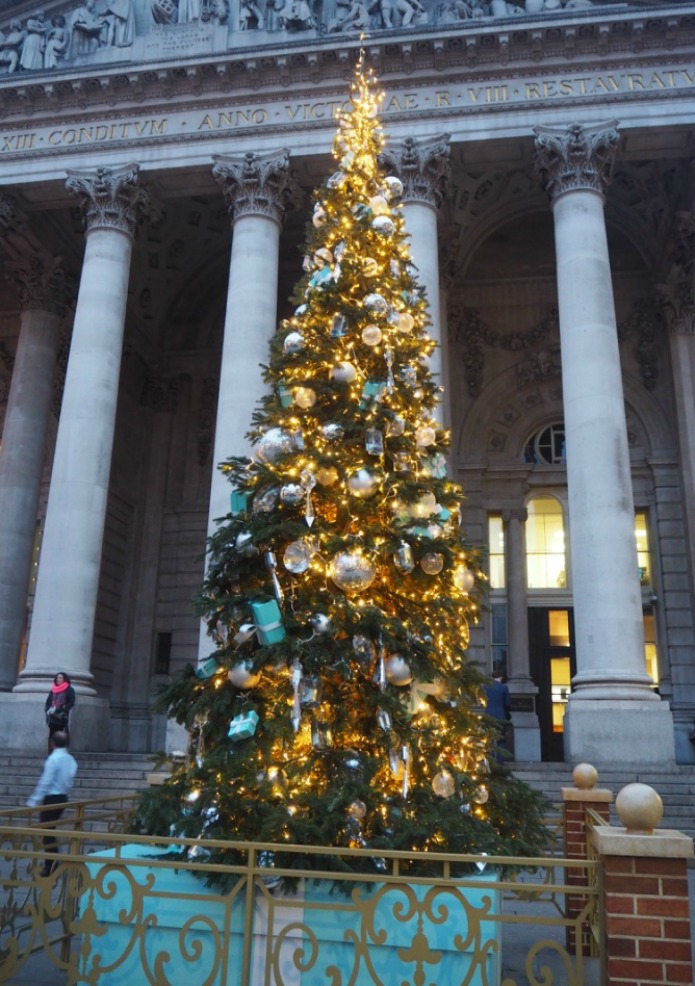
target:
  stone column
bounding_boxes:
[502,507,540,761]
[0,256,73,691]
[380,136,450,426]
[196,151,299,662]
[534,122,675,766]
[1,165,155,752]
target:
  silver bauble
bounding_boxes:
[368,194,390,215]
[385,415,406,437]
[336,749,364,780]
[453,566,476,593]
[353,634,376,662]
[473,785,490,805]
[347,468,379,499]
[253,485,280,513]
[314,247,333,266]
[280,483,304,506]
[362,324,382,346]
[415,425,437,447]
[283,332,305,356]
[311,613,332,634]
[283,540,313,574]
[384,175,404,201]
[364,293,388,313]
[432,769,456,799]
[315,466,339,486]
[322,422,344,443]
[313,205,326,227]
[330,552,376,593]
[398,312,415,334]
[372,215,395,237]
[294,387,316,409]
[385,655,413,686]
[228,660,260,689]
[235,531,257,557]
[255,428,293,463]
[347,799,367,820]
[330,361,357,384]
[421,552,445,575]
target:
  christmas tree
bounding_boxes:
[136,54,550,873]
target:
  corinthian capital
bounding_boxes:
[212,150,301,225]
[0,193,22,235]
[6,255,75,316]
[656,281,695,335]
[65,164,158,237]
[379,135,451,209]
[534,121,619,202]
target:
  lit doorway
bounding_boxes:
[528,607,576,761]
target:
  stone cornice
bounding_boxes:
[0,5,692,117]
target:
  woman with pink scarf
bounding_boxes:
[44,673,76,751]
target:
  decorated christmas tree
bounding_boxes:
[136,54,549,872]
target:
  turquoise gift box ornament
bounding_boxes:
[227,710,259,741]
[194,657,219,680]
[250,599,286,645]
[230,490,250,515]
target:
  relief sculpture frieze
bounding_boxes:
[0,0,659,75]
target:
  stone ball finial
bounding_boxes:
[572,763,598,790]
[615,783,664,834]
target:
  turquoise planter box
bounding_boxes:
[82,844,501,985]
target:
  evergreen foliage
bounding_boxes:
[134,54,551,877]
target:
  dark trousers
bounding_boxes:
[39,794,68,855]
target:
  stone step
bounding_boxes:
[512,762,695,842]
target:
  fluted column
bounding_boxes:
[0,255,73,690]
[502,507,540,761]
[195,151,299,663]
[11,167,154,741]
[534,123,675,765]
[380,136,450,426]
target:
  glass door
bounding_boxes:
[528,607,576,761]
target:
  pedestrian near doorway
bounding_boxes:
[27,731,77,877]
[45,672,75,751]
[483,667,512,763]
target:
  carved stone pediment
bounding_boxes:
[0,0,683,79]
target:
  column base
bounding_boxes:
[563,698,676,766]
[0,692,110,753]
[510,712,542,761]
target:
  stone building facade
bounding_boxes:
[0,0,692,766]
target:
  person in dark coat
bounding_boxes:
[45,672,75,751]
[483,668,511,763]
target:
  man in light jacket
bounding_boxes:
[27,731,78,877]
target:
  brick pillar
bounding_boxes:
[561,762,613,954]
[592,783,694,986]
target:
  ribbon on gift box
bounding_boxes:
[227,709,259,742]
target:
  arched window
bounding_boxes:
[526,495,567,589]
[523,423,566,466]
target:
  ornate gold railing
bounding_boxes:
[0,802,604,986]
[584,805,607,976]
